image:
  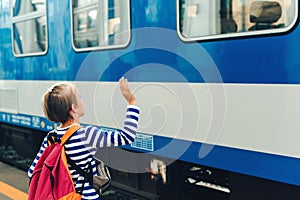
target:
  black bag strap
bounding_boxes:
[47,124,81,145]
[47,130,58,145]
[67,156,95,195]
[67,155,94,184]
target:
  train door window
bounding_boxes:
[177,0,298,41]
[11,0,48,56]
[71,0,130,51]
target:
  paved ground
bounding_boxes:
[0,162,28,199]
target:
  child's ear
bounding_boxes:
[71,104,78,112]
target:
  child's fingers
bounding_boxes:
[119,77,124,84]
[119,77,124,88]
[119,77,128,89]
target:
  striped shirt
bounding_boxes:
[28,105,140,199]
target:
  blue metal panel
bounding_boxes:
[1,0,300,84]
[1,110,300,186]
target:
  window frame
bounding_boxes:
[176,0,299,42]
[11,0,48,57]
[70,0,131,52]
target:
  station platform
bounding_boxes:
[0,162,28,200]
[0,161,149,200]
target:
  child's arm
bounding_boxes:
[80,78,140,148]
[81,105,140,148]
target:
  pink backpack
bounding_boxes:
[28,125,81,200]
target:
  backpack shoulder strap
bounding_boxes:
[47,130,57,145]
[60,124,82,145]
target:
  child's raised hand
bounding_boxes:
[119,77,136,105]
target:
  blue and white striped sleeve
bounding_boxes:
[81,105,140,148]
[27,136,49,178]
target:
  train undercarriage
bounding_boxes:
[1,123,300,200]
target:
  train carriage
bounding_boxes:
[1,0,300,199]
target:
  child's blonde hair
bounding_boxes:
[42,83,77,123]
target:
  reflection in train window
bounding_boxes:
[71,0,130,51]
[177,0,297,41]
[11,0,48,56]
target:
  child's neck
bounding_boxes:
[60,119,79,128]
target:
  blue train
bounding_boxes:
[1,0,300,199]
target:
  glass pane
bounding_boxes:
[73,10,99,48]
[179,0,297,39]
[72,0,130,50]
[12,0,46,16]
[13,17,47,55]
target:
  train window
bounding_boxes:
[177,0,298,41]
[71,0,130,51]
[11,0,48,56]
